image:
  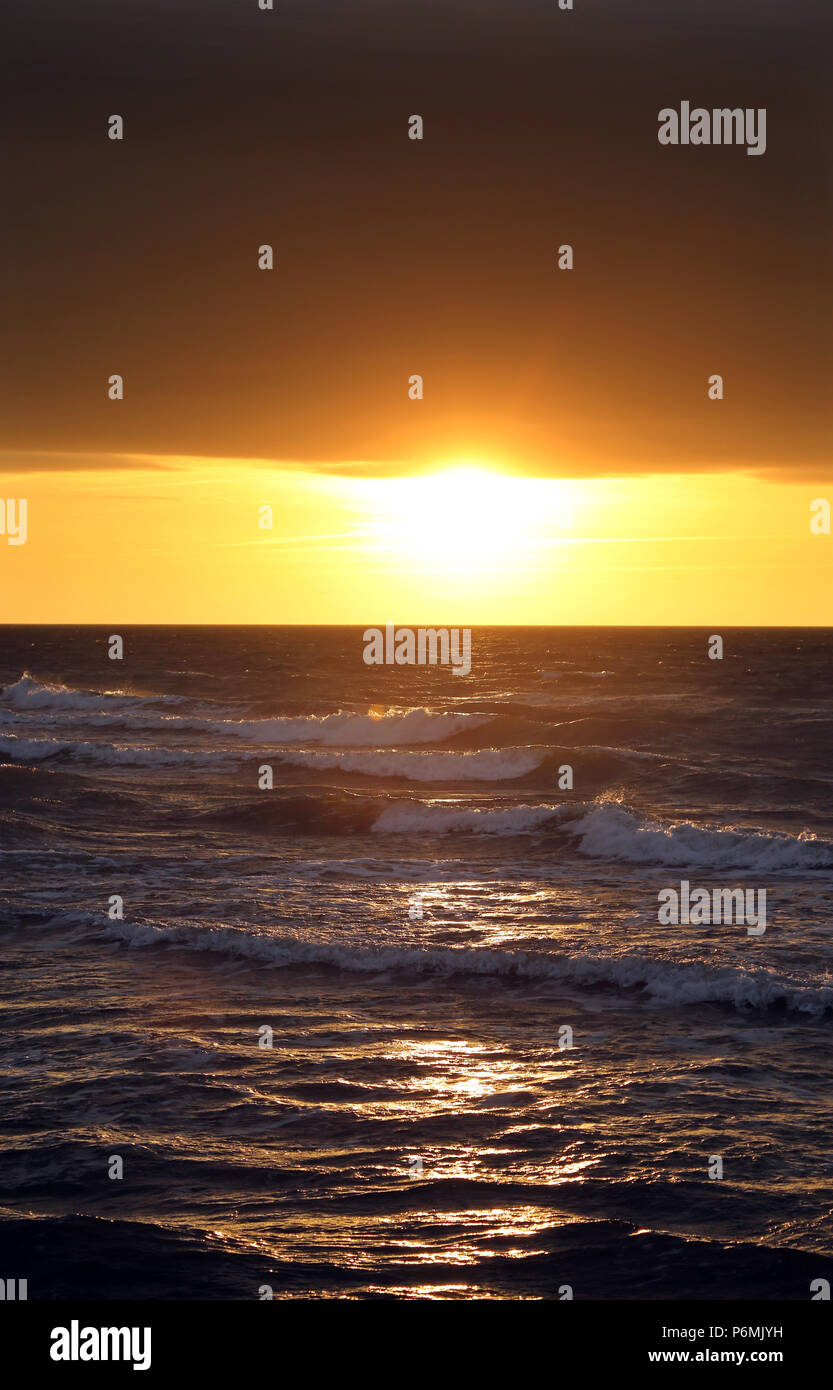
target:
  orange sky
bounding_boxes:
[1,0,830,623]
[2,459,830,624]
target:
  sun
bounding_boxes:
[359,462,574,578]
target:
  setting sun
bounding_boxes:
[350,464,577,578]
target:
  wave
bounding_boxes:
[274,745,658,782]
[7,724,829,872]
[90,915,833,1015]
[0,1212,278,1300]
[2,1208,829,1299]
[372,802,562,834]
[1,707,241,736]
[0,733,232,769]
[568,802,833,871]
[2,680,493,749]
[275,746,546,781]
[371,798,833,870]
[0,734,69,762]
[212,707,492,747]
[0,673,184,711]
[197,791,378,835]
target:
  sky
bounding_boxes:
[1,0,830,622]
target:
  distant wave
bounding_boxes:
[0,733,232,768]
[27,707,491,749]
[275,746,546,781]
[1,707,239,736]
[2,678,493,749]
[91,915,833,1015]
[0,673,184,711]
[274,745,659,782]
[212,708,492,747]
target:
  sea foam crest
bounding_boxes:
[0,674,183,711]
[372,797,833,870]
[0,733,230,768]
[94,916,833,1016]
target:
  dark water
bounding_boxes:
[1,626,832,1300]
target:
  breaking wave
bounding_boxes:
[89,915,833,1016]
[372,798,833,870]
[0,674,184,711]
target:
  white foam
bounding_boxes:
[569,802,833,871]
[96,916,833,1016]
[0,732,230,768]
[0,734,68,761]
[370,796,833,870]
[0,673,183,711]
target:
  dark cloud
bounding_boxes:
[1,0,829,477]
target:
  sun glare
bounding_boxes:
[358,463,576,578]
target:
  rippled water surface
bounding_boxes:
[1,626,832,1298]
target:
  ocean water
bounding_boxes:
[1,626,832,1301]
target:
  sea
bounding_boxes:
[1,626,832,1300]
